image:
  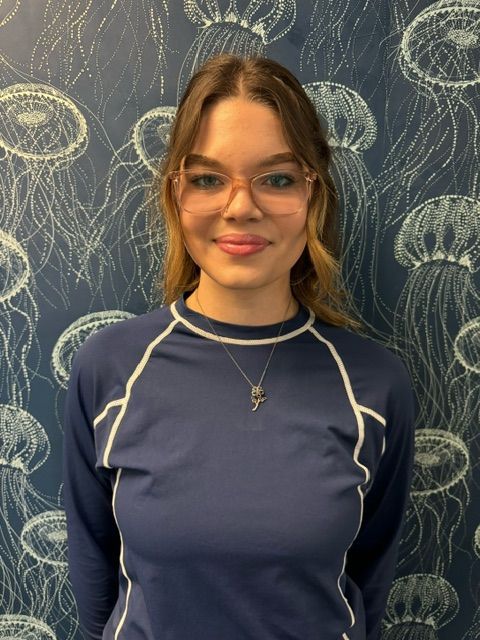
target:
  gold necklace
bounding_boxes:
[195,289,293,412]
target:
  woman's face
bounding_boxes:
[178,97,309,297]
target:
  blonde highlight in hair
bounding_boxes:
[150,54,362,330]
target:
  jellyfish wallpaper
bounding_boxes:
[0,1,478,638]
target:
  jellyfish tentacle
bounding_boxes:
[0,241,40,405]
[0,0,22,28]
[447,317,480,447]
[0,230,30,303]
[241,0,296,43]
[463,607,480,640]
[184,0,222,25]
[93,106,175,309]
[398,428,470,573]
[303,81,380,326]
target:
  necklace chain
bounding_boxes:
[194,290,293,411]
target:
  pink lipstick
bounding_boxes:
[215,234,270,256]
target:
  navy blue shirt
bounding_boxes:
[63,293,415,640]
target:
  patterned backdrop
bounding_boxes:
[0,1,479,638]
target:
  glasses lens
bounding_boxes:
[174,170,310,215]
[252,171,309,215]
[175,171,231,214]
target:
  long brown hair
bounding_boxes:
[151,54,362,330]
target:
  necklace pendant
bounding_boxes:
[251,386,266,411]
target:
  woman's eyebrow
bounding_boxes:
[184,154,221,169]
[255,153,298,169]
[183,152,298,170]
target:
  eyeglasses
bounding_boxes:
[168,168,317,215]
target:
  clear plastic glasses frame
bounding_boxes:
[168,168,317,215]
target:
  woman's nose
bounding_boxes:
[221,181,264,220]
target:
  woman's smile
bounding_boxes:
[215,233,271,256]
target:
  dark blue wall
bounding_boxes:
[0,1,479,638]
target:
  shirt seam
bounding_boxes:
[357,404,386,427]
[308,325,371,630]
[112,467,131,640]
[170,299,316,345]
[93,318,179,468]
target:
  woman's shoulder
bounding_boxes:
[71,304,173,375]
[310,318,415,427]
[311,317,412,393]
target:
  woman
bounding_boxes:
[63,54,415,640]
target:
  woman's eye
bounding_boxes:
[190,173,224,188]
[263,173,295,188]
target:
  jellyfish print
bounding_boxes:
[0,405,58,612]
[300,0,385,82]
[453,318,480,379]
[0,83,102,308]
[31,0,169,126]
[52,310,136,391]
[303,82,379,323]
[20,511,78,639]
[377,0,480,232]
[469,523,480,605]
[475,524,480,565]
[398,429,470,574]
[29,0,94,89]
[131,106,177,174]
[0,230,40,407]
[30,0,93,91]
[463,606,480,640]
[400,0,480,91]
[52,310,135,426]
[393,196,480,430]
[84,0,169,125]
[97,107,175,310]
[446,317,480,452]
[0,0,22,29]
[178,0,296,100]
[382,574,459,640]
[0,615,56,640]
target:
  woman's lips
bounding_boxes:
[215,234,270,256]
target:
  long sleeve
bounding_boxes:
[346,370,416,640]
[62,347,121,640]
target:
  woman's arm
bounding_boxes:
[63,349,121,640]
[346,370,416,640]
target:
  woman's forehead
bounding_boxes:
[190,97,292,167]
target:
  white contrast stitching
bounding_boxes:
[358,404,386,427]
[308,326,371,630]
[112,468,131,640]
[170,300,316,345]
[102,319,179,468]
[93,398,124,429]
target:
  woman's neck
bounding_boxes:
[184,283,299,326]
